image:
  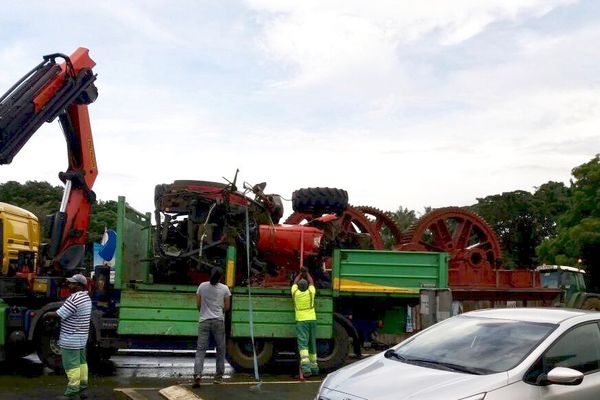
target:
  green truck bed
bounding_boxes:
[231,289,333,339]
[113,197,448,339]
[332,249,448,297]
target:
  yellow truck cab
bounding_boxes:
[0,202,39,276]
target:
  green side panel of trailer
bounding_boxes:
[115,196,153,289]
[231,291,333,339]
[332,249,448,297]
[117,289,199,336]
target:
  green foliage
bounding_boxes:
[380,206,416,248]
[533,181,571,238]
[88,200,118,243]
[0,180,117,259]
[0,180,63,231]
[470,183,568,268]
[388,206,417,232]
[537,155,600,290]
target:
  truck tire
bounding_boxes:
[292,188,348,215]
[581,297,600,311]
[226,338,274,372]
[36,328,63,372]
[318,320,350,372]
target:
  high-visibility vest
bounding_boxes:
[291,284,316,321]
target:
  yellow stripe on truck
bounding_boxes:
[226,259,235,287]
[333,278,419,294]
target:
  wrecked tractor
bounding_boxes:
[152,179,364,287]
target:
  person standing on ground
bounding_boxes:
[292,267,319,377]
[193,267,231,389]
[46,273,92,399]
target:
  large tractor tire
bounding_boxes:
[317,320,351,372]
[226,338,274,372]
[292,187,349,215]
[581,297,600,311]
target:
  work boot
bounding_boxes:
[192,377,201,389]
[213,375,223,384]
[79,389,89,400]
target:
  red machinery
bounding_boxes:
[0,48,99,274]
[151,176,557,306]
[152,181,354,286]
[395,207,558,302]
[286,203,558,303]
[152,176,559,304]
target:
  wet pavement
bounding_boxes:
[0,351,322,400]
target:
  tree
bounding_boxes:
[388,206,417,232]
[0,181,63,235]
[0,181,118,268]
[88,200,118,243]
[533,181,570,239]
[471,191,536,268]
[469,182,568,269]
[537,155,600,291]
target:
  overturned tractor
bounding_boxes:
[153,179,361,286]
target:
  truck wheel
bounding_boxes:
[226,338,274,372]
[37,329,63,372]
[581,298,600,311]
[292,188,349,215]
[318,320,350,372]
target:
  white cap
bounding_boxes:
[66,273,87,286]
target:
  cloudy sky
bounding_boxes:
[1,0,598,216]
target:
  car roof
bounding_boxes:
[461,307,596,324]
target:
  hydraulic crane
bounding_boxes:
[0,47,98,273]
[0,48,99,367]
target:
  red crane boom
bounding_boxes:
[0,48,98,272]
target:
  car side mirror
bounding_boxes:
[546,367,584,386]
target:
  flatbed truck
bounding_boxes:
[81,197,450,372]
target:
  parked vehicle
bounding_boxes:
[317,307,600,400]
[0,203,39,277]
[537,265,600,310]
[84,196,450,373]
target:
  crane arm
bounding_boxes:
[0,48,99,272]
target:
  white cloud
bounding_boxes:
[247,0,575,89]
[1,0,598,218]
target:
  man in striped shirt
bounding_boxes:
[47,273,92,399]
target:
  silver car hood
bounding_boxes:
[321,354,509,400]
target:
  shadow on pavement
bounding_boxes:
[0,357,46,377]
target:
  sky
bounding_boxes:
[1,0,599,217]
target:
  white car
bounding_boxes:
[316,308,600,400]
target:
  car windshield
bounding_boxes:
[393,315,557,374]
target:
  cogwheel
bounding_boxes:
[397,207,501,269]
[355,206,403,249]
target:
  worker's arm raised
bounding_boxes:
[305,271,314,286]
[294,267,307,284]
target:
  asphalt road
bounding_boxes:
[0,352,322,400]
